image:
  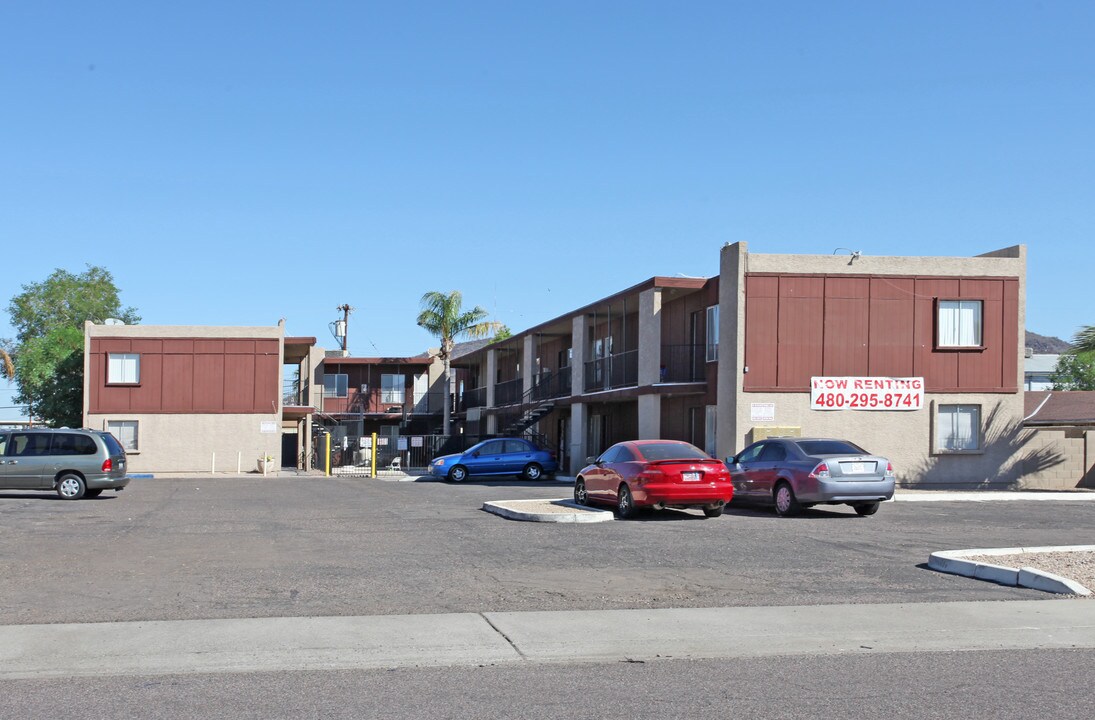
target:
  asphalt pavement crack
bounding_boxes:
[479,613,526,659]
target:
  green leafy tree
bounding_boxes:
[416,290,497,435]
[1050,351,1095,391]
[493,324,512,341]
[5,266,139,427]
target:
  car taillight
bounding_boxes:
[809,462,830,480]
[638,468,665,482]
[885,462,895,478]
[102,459,113,472]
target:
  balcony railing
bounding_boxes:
[660,344,706,383]
[282,380,311,407]
[494,378,523,406]
[459,386,487,412]
[531,366,572,401]
[315,389,448,416]
[584,350,639,392]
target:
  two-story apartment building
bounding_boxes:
[457,243,1058,489]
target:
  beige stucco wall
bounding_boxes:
[1020,427,1093,489]
[718,242,1035,489]
[85,412,283,473]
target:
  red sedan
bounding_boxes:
[574,440,734,519]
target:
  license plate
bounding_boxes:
[682,472,701,482]
[842,462,872,475]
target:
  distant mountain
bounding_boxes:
[1026,331,1072,354]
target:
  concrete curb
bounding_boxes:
[896,491,1095,502]
[929,545,1095,596]
[482,498,615,523]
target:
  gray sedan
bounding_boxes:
[726,438,895,517]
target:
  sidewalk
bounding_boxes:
[3,599,1093,680]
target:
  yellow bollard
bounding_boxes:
[370,432,378,478]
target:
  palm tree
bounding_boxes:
[417,291,498,436]
[0,348,13,381]
[1073,325,1095,354]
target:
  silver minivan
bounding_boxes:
[0,428,131,500]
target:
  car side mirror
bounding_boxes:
[472,451,480,458]
[585,456,598,465]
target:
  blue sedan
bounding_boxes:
[429,437,559,482]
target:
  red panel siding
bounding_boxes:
[224,355,256,411]
[88,335,280,415]
[255,354,279,410]
[777,277,824,388]
[193,354,226,411]
[913,279,960,388]
[744,276,779,390]
[744,273,1019,393]
[867,278,915,377]
[162,354,194,410]
[131,353,163,412]
[823,277,869,376]
[1001,279,1019,390]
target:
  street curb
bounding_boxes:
[928,545,1095,596]
[895,491,1095,502]
[483,498,615,523]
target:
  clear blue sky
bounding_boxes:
[2,1,1092,416]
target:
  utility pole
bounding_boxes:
[333,304,354,353]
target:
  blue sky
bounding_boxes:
[2,1,1092,418]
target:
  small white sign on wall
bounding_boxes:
[411,436,424,447]
[750,403,776,422]
[397,437,408,451]
[260,420,278,434]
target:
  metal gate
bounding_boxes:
[317,433,450,477]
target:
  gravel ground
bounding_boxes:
[964,549,1095,596]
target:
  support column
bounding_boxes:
[571,316,587,397]
[717,241,747,458]
[522,335,535,396]
[638,288,662,386]
[569,402,587,476]
[638,394,661,439]
[486,349,498,434]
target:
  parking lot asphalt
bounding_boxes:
[3,475,1094,626]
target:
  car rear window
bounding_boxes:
[637,442,710,461]
[796,440,866,456]
[101,433,126,456]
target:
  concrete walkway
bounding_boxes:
[3,600,1094,680]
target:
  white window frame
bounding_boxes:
[937,300,983,349]
[323,373,348,398]
[706,305,719,362]
[107,420,139,452]
[935,404,981,453]
[381,373,405,404]
[107,353,140,384]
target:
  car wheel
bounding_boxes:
[774,482,801,517]
[703,503,724,518]
[574,478,588,506]
[522,463,543,481]
[448,465,468,483]
[616,484,636,519]
[56,474,86,501]
[853,501,880,516]
[83,489,104,498]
